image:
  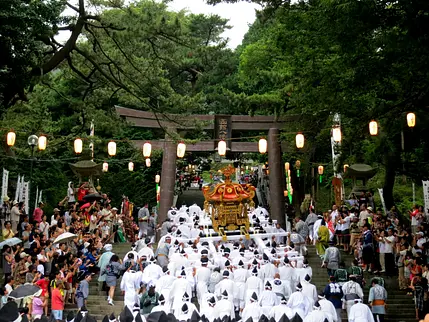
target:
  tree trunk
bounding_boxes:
[382,149,399,209]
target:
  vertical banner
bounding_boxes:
[39,190,43,204]
[34,186,39,210]
[214,115,232,149]
[332,177,342,206]
[19,176,25,202]
[89,119,95,161]
[2,168,9,199]
[22,181,29,214]
[378,188,387,215]
[422,180,429,218]
[15,175,21,201]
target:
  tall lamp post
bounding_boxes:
[28,135,39,182]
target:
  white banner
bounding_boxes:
[39,190,43,204]
[34,186,39,210]
[378,188,387,215]
[15,175,21,202]
[2,168,9,199]
[19,176,25,202]
[422,180,429,217]
[23,181,29,214]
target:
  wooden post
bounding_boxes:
[158,132,177,238]
[268,128,286,228]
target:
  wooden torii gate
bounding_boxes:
[116,106,299,228]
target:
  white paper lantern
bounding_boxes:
[128,161,134,171]
[103,162,109,172]
[7,131,16,147]
[177,142,186,158]
[258,138,267,154]
[407,112,416,128]
[155,174,160,183]
[146,158,151,167]
[143,142,152,158]
[74,138,83,154]
[296,133,304,148]
[218,140,227,156]
[38,135,47,151]
[108,141,116,156]
[369,121,378,136]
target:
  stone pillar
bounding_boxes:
[158,133,177,228]
[268,128,286,227]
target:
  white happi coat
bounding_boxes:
[278,264,296,291]
[169,277,193,314]
[196,266,211,305]
[271,278,292,300]
[233,267,248,301]
[319,298,338,322]
[201,305,217,322]
[348,302,375,322]
[302,280,318,306]
[303,310,331,322]
[214,299,235,320]
[241,301,262,322]
[259,289,280,316]
[155,274,176,306]
[312,219,323,245]
[259,262,278,284]
[142,262,163,284]
[287,291,311,320]
[120,271,141,310]
[244,275,263,304]
[215,278,236,302]
[269,304,295,321]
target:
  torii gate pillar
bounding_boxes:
[268,128,286,227]
[158,132,176,226]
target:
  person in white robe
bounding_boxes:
[241,292,262,322]
[341,276,364,316]
[269,296,295,321]
[302,274,318,307]
[278,257,296,291]
[259,281,280,316]
[120,270,141,311]
[312,216,323,246]
[244,267,263,304]
[151,294,171,314]
[201,296,217,322]
[318,294,338,322]
[215,270,236,302]
[233,260,248,311]
[196,258,211,307]
[141,257,163,285]
[209,267,222,293]
[304,302,332,322]
[271,273,292,301]
[169,270,193,314]
[137,238,155,258]
[155,267,176,308]
[287,283,312,320]
[178,292,198,317]
[214,290,235,320]
[259,253,278,284]
[177,303,192,322]
[348,299,374,322]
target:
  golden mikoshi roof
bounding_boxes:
[203,165,256,202]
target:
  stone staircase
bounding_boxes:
[63,242,133,320]
[306,245,415,322]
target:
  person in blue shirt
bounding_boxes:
[323,275,343,322]
[362,223,374,272]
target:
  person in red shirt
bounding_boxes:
[77,182,89,203]
[32,202,44,224]
[51,281,65,321]
[35,274,50,316]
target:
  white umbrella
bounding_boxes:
[0,237,22,249]
[53,232,77,244]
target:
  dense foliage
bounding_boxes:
[2,0,429,213]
